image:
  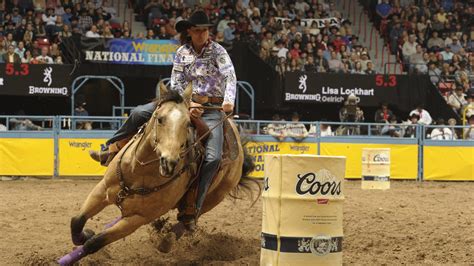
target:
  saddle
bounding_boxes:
[177,117,240,223]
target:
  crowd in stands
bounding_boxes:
[129,0,377,76]
[368,0,473,117]
[0,0,120,64]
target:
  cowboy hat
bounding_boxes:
[175,10,214,33]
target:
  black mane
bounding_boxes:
[154,89,184,105]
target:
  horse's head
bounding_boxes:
[152,82,192,177]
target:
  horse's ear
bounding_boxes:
[157,81,169,99]
[182,82,193,102]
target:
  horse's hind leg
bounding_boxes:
[59,215,147,265]
[71,180,110,245]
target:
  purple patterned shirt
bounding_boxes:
[170,41,237,104]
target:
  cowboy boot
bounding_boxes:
[89,137,132,166]
[89,149,111,166]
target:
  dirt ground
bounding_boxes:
[0,179,473,265]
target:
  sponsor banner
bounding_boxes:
[58,138,107,176]
[320,143,417,179]
[81,37,179,65]
[0,63,72,96]
[0,138,54,176]
[275,17,342,28]
[284,72,414,107]
[244,141,317,178]
[423,146,474,181]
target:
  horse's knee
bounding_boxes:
[71,215,95,246]
[71,215,87,237]
[83,232,107,255]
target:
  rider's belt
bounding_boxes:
[192,94,223,105]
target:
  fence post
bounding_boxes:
[53,116,60,178]
[316,121,321,155]
[417,125,424,182]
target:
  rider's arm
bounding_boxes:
[215,45,237,104]
[170,46,188,94]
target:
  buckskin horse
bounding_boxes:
[58,82,256,265]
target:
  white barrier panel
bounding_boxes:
[261,154,345,266]
[361,148,391,190]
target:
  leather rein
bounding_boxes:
[115,103,232,210]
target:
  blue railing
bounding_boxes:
[0,116,472,179]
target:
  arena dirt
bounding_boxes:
[0,179,473,265]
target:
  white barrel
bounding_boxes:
[261,154,346,266]
[361,148,391,190]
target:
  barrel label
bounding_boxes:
[295,170,342,196]
[261,233,343,255]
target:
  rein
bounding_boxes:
[114,103,232,210]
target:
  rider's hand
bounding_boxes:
[222,102,234,113]
[190,101,204,117]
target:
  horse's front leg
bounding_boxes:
[59,215,148,265]
[71,180,110,245]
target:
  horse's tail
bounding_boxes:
[229,137,261,207]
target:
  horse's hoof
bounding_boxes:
[170,222,186,240]
[183,219,197,233]
[72,229,95,246]
[158,232,176,253]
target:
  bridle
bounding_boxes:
[114,101,232,210]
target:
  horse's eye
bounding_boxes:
[157,117,163,124]
[181,143,186,149]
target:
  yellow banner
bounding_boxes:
[0,138,54,175]
[424,146,474,181]
[321,143,417,179]
[58,139,107,176]
[245,142,317,178]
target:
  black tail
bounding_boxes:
[229,138,261,207]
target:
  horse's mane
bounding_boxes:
[153,89,184,105]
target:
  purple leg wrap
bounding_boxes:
[104,216,121,230]
[58,246,86,266]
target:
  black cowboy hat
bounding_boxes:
[175,10,213,33]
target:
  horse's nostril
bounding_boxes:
[160,157,166,165]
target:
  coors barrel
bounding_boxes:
[261,154,345,266]
[361,148,391,190]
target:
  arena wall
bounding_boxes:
[0,131,472,181]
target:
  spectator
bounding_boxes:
[223,20,236,44]
[145,29,155,39]
[309,120,333,137]
[42,7,57,38]
[351,61,364,74]
[375,103,394,124]
[286,112,308,140]
[78,9,93,33]
[376,0,392,21]
[14,41,26,59]
[328,50,344,72]
[409,104,432,125]
[74,102,92,130]
[427,31,445,51]
[3,44,21,64]
[404,113,419,138]
[439,46,454,62]
[464,115,474,139]
[22,49,33,63]
[402,34,418,64]
[304,56,317,72]
[448,35,462,54]
[447,86,467,114]
[266,114,286,141]
[430,118,454,140]
[85,25,101,38]
[428,62,442,84]
[365,62,376,74]
[36,46,53,64]
[381,115,404,137]
[157,26,172,39]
